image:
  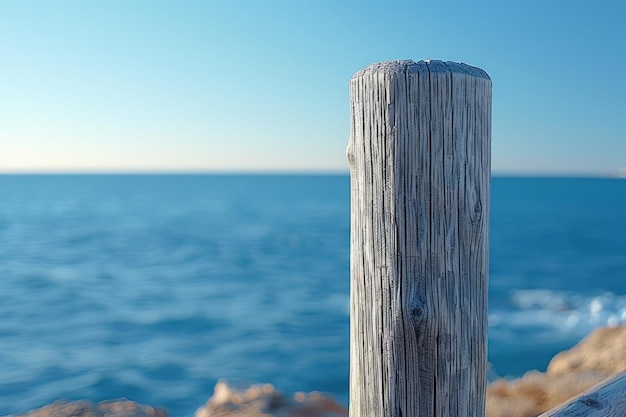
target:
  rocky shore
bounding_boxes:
[486,325,626,417]
[14,326,626,417]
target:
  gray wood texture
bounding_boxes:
[539,371,626,417]
[347,60,492,417]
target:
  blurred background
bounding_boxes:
[1,1,625,416]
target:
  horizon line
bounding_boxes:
[0,169,623,179]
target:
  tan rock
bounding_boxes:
[195,380,347,417]
[16,399,167,417]
[547,325,626,376]
[486,370,610,417]
[487,325,626,417]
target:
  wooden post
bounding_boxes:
[346,60,491,417]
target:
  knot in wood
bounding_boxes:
[579,395,603,409]
[472,200,483,222]
[411,305,425,321]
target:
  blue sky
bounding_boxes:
[1,0,624,175]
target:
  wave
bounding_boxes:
[490,289,626,334]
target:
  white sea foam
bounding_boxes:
[490,289,626,335]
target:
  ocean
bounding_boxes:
[1,175,625,416]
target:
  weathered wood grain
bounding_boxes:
[538,371,626,417]
[347,60,491,417]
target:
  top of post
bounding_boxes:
[350,59,490,81]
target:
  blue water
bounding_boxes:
[1,175,625,416]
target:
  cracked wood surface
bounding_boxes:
[347,60,491,417]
